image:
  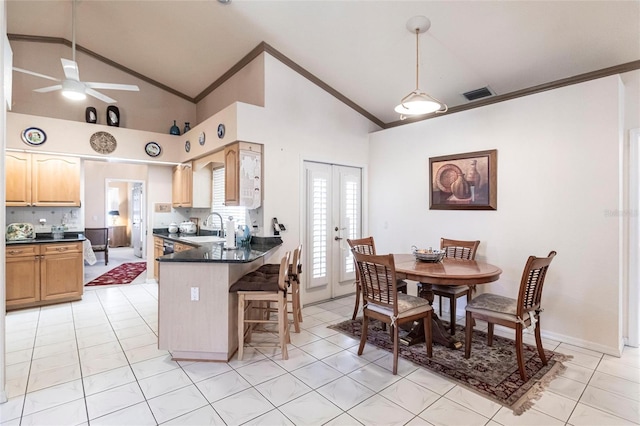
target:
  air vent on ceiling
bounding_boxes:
[462,86,495,101]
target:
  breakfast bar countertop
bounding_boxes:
[5,233,86,245]
[153,230,282,263]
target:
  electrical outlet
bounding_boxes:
[190,287,199,301]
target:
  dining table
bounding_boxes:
[393,254,502,349]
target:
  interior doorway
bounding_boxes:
[303,161,362,305]
[105,179,145,260]
[629,128,640,347]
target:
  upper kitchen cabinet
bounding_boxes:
[172,162,212,209]
[6,153,81,207]
[224,142,262,208]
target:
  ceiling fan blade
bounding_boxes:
[61,58,80,81]
[13,67,60,82]
[34,85,63,93]
[86,88,117,104]
[85,82,140,92]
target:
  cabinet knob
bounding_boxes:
[56,247,68,252]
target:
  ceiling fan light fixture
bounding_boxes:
[395,16,447,119]
[61,79,86,100]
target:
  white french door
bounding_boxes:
[303,162,362,304]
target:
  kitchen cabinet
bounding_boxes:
[6,153,81,207]
[224,142,262,208]
[174,242,194,253]
[108,225,128,247]
[172,162,212,209]
[172,163,193,207]
[6,242,83,310]
[153,237,163,281]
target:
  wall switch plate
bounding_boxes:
[190,287,199,301]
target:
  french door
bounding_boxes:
[303,162,362,305]
[132,183,143,258]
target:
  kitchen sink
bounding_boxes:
[179,236,226,244]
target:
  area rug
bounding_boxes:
[85,262,147,286]
[329,318,572,415]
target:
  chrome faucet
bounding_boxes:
[204,212,224,237]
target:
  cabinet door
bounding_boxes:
[174,242,194,253]
[31,155,81,206]
[6,152,32,206]
[6,246,40,308]
[153,237,164,280]
[224,143,239,206]
[40,243,83,302]
[172,164,193,207]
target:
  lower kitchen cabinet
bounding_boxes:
[6,242,83,310]
[153,237,163,281]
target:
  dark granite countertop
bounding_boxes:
[6,233,86,245]
[153,229,282,263]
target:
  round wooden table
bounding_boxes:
[393,254,502,349]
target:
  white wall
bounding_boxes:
[1,0,8,404]
[237,53,380,264]
[369,76,625,355]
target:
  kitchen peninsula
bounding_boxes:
[156,234,282,361]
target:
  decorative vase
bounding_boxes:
[106,106,120,127]
[169,120,180,135]
[183,122,191,133]
[451,173,471,199]
[466,160,481,188]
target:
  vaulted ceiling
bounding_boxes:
[7,0,640,127]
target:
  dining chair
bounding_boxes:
[230,252,291,360]
[431,238,480,334]
[353,251,432,374]
[84,228,110,265]
[347,237,408,320]
[464,251,556,381]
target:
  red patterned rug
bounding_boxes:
[85,262,147,286]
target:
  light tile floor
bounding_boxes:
[2,251,639,425]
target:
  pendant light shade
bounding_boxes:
[395,16,447,119]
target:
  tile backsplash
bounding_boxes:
[5,207,83,233]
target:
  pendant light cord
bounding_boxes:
[71,0,77,63]
[415,28,419,91]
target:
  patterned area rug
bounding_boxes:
[329,318,572,415]
[85,262,147,286]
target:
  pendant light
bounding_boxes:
[394,16,447,119]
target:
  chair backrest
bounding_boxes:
[440,238,480,260]
[516,251,557,316]
[291,244,303,280]
[347,236,376,256]
[352,251,398,315]
[85,228,108,248]
[278,251,292,292]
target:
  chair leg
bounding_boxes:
[358,314,369,355]
[392,321,399,375]
[105,249,109,266]
[464,311,473,359]
[290,283,300,333]
[516,323,526,381]
[279,295,289,360]
[449,296,457,335]
[438,295,443,316]
[534,316,547,365]
[352,281,361,320]
[425,312,433,358]
[487,323,494,346]
[237,294,245,361]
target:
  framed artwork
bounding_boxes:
[429,149,497,210]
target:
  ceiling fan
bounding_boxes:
[13,0,139,103]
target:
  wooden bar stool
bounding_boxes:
[230,252,291,360]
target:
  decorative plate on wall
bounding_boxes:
[145,142,162,157]
[217,123,225,139]
[22,127,47,146]
[89,131,117,154]
[185,140,191,153]
[199,132,206,146]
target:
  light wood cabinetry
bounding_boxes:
[108,226,128,247]
[6,153,81,207]
[172,163,193,207]
[6,242,83,310]
[153,237,164,281]
[172,162,212,209]
[174,242,194,253]
[224,142,262,208]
